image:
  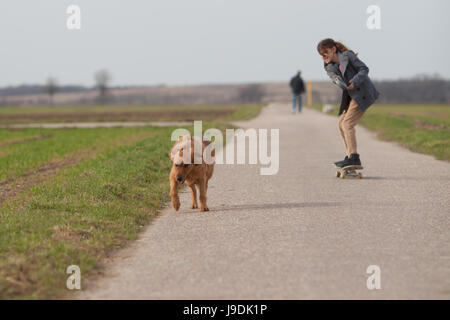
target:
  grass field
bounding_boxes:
[0,103,264,299]
[309,104,450,161]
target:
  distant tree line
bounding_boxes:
[0,74,448,106]
[0,84,89,96]
[374,75,450,104]
[0,69,113,105]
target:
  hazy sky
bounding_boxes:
[0,0,448,87]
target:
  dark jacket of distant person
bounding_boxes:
[290,73,305,95]
[325,51,380,115]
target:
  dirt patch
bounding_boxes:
[412,119,449,131]
[0,131,156,205]
[0,109,234,124]
[3,121,191,129]
[0,156,86,204]
[0,134,53,147]
[388,113,449,130]
[0,255,32,296]
[52,225,94,242]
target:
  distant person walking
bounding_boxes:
[289,71,305,113]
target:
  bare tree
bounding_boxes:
[94,69,112,104]
[44,77,58,105]
[238,84,265,103]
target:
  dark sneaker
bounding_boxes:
[337,153,361,168]
[334,156,348,167]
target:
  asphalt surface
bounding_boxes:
[77,104,450,299]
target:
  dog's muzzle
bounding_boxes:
[176,176,184,184]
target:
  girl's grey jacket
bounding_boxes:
[325,51,379,115]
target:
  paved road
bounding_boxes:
[78,104,450,299]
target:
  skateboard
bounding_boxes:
[335,165,363,179]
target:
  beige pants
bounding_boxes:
[338,99,364,156]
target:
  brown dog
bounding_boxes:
[169,134,215,211]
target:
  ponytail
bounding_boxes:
[335,41,349,53]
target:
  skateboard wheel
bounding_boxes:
[336,171,341,178]
[358,173,363,179]
[341,173,346,179]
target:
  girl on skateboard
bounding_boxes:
[317,38,379,168]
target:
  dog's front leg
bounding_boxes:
[187,183,198,209]
[198,180,209,212]
[170,177,180,211]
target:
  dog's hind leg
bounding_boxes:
[187,183,198,209]
[198,181,209,212]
